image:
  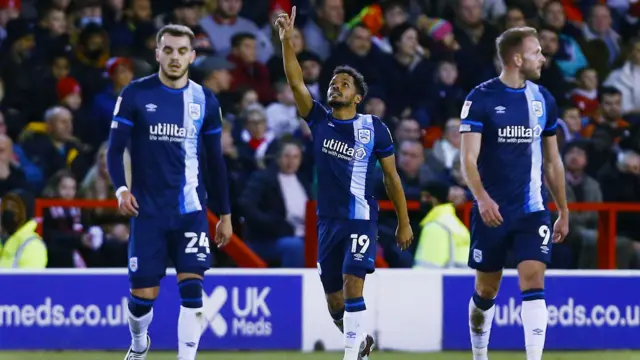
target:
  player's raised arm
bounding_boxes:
[275,6,313,118]
[459,98,503,227]
[540,93,569,243]
[375,119,413,250]
[107,86,138,217]
[202,92,232,247]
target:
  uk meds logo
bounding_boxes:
[201,286,272,337]
[197,275,303,350]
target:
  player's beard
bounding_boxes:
[160,64,189,81]
[521,66,541,81]
[328,98,350,108]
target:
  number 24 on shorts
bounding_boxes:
[184,232,211,254]
[350,234,370,254]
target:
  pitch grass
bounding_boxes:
[1,351,640,360]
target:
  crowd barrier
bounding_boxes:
[1,269,639,351]
[35,198,640,270]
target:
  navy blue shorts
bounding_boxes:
[317,217,377,294]
[128,210,211,289]
[468,209,552,272]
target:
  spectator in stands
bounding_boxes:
[570,67,600,118]
[266,81,299,138]
[394,117,422,144]
[89,57,133,149]
[372,0,410,54]
[108,0,152,53]
[320,23,387,101]
[238,139,308,268]
[542,0,583,42]
[583,3,622,66]
[159,0,211,54]
[452,0,500,91]
[364,95,387,122]
[382,22,433,125]
[599,150,640,260]
[546,24,589,81]
[303,0,348,60]
[20,106,83,181]
[34,6,70,61]
[128,21,157,75]
[603,37,640,118]
[194,54,235,112]
[56,76,82,114]
[33,53,71,121]
[72,23,110,103]
[413,181,470,268]
[236,104,276,176]
[0,133,25,196]
[42,169,100,268]
[428,117,461,171]
[0,189,47,268]
[538,25,571,106]
[429,60,465,126]
[298,51,323,100]
[556,105,584,148]
[583,87,629,140]
[0,0,20,45]
[0,111,38,190]
[0,19,36,117]
[200,0,273,63]
[503,6,527,30]
[228,32,275,103]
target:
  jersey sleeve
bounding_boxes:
[459,89,487,134]
[202,91,223,135]
[542,88,559,137]
[111,85,136,128]
[373,117,394,159]
[302,100,329,127]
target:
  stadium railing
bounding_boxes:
[33,198,267,268]
[304,200,640,270]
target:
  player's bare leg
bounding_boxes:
[343,274,374,360]
[176,273,206,360]
[125,287,158,360]
[469,271,502,360]
[517,260,548,360]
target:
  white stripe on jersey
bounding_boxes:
[349,114,373,220]
[181,81,205,213]
[524,82,545,213]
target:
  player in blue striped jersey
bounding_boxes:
[106,25,232,360]
[459,27,569,360]
[277,7,413,360]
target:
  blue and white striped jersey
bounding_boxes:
[110,74,223,217]
[459,78,559,216]
[305,101,395,222]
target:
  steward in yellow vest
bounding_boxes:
[0,190,47,268]
[414,181,470,268]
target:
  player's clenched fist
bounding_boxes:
[215,215,233,248]
[274,6,296,41]
[396,222,413,251]
[477,195,503,227]
[116,189,139,217]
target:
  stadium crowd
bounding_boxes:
[0,0,639,269]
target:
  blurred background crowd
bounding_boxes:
[0,0,639,270]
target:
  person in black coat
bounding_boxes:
[238,138,312,267]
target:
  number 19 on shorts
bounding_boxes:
[350,234,370,254]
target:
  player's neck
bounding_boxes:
[331,107,357,120]
[158,71,189,89]
[499,70,526,89]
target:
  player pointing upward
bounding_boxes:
[459,27,569,360]
[107,24,232,360]
[277,7,413,360]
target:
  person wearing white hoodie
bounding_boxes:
[603,38,640,116]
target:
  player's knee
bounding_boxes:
[178,278,204,308]
[517,260,545,291]
[474,280,499,299]
[128,292,156,318]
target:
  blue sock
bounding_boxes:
[522,288,545,301]
[128,294,154,318]
[179,279,203,308]
[472,291,495,311]
[344,297,366,312]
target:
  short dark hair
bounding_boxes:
[231,32,256,48]
[495,26,538,65]
[575,67,595,80]
[599,86,622,102]
[561,105,579,117]
[332,65,368,97]
[156,24,195,46]
[422,181,450,204]
[277,136,303,157]
[388,22,417,54]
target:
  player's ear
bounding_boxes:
[514,53,523,67]
[354,94,362,105]
[189,49,196,64]
[155,48,160,62]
